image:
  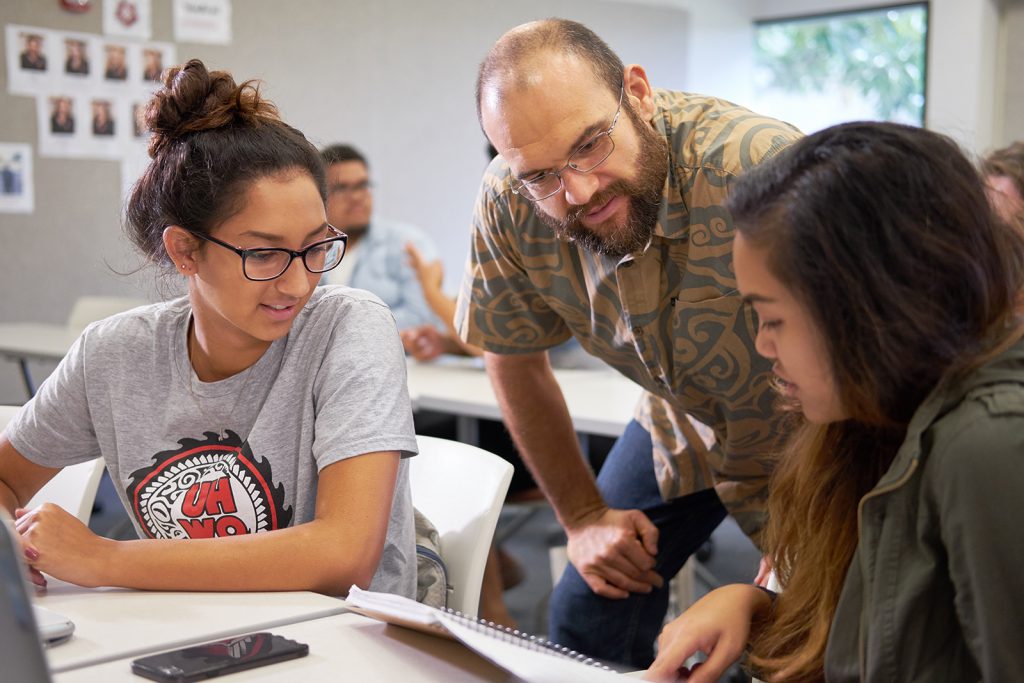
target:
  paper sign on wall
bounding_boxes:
[0,143,35,214]
[103,0,153,40]
[174,0,232,45]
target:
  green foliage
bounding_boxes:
[755,5,927,123]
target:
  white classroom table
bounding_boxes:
[36,580,347,674]
[52,610,511,682]
[0,322,76,396]
[406,357,643,442]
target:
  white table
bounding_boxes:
[0,322,76,396]
[52,610,511,682]
[37,580,347,674]
[406,357,643,442]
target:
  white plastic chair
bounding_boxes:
[409,435,513,617]
[0,405,104,525]
[66,295,147,335]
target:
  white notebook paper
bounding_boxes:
[346,586,627,682]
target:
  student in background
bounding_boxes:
[981,140,1024,226]
[647,122,1024,683]
[401,241,480,359]
[0,59,418,598]
[318,145,444,336]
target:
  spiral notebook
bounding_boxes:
[346,586,626,682]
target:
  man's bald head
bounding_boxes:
[475,19,624,128]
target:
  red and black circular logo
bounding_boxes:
[126,431,293,539]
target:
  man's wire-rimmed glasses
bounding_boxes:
[185,224,348,281]
[510,84,625,201]
[328,179,373,197]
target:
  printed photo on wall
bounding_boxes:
[142,48,163,82]
[104,44,129,81]
[64,38,90,76]
[131,102,149,138]
[92,99,116,137]
[57,32,103,94]
[20,32,48,71]
[6,25,57,95]
[38,94,86,157]
[137,42,175,88]
[0,143,35,214]
[50,96,76,135]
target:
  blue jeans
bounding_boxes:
[547,419,728,669]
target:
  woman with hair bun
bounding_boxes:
[646,122,1024,682]
[0,60,418,598]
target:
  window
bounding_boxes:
[751,3,928,134]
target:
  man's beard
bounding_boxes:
[538,108,668,258]
[343,224,370,241]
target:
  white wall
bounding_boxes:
[1000,0,1024,143]
[924,0,1002,152]
[0,0,692,403]
[1,0,1020,403]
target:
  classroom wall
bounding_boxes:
[0,0,701,403]
[1,0,1019,404]
[1001,0,1024,143]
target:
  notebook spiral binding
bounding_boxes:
[441,607,613,671]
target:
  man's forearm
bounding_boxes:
[485,351,606,528]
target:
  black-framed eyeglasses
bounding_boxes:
[185,225,348,281]
[510,84,625,202]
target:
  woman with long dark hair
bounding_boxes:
[646,122,1024,682]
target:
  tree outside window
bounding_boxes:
[751,3,928,134]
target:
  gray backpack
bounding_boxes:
[414,508,450,609]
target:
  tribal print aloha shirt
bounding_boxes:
[456,89,802,542]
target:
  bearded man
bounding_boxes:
[455,18,801,668]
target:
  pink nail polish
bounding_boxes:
[24,547,39,561]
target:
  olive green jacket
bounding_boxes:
[825,339,1024,681]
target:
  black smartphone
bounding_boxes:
[130,632,308,681]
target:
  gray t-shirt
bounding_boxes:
[7,286,418,597]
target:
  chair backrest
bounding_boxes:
[66,296,147,335]
[1,405,104,525]
[409,435,513,617]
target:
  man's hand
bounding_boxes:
[404,242,444,295]
[400,325,448,361]
[565,507,664,599]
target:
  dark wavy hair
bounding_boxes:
[728,121,1024,681]
[125,59,326,269]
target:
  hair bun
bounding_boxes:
[145,58,279,157]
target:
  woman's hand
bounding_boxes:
[15,503,111,588]
[644,584,771,683]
